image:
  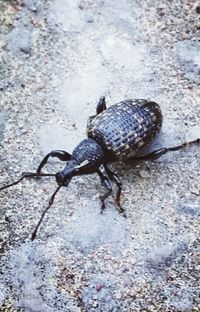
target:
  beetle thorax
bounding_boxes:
[72,138,105,174]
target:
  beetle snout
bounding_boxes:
[55,172,65,185]
[55,172,71,187]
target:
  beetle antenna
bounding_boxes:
[31,185,62,240]
[0,172,56,191]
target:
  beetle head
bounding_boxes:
[55,159,89,187]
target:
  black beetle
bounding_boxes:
[0,97,199,240]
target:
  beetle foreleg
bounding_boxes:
[96,169,112,212]
[37,150,72,173]
[103,164,125,215]
[31,184,62,240]
[132,138,200,161]
[0,172,55,191]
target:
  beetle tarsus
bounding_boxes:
[100,202,106,213]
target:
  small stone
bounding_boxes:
[167,179,173,186]
[3,16,13,27]
[115,292,122,299]
[176,40,200,84]
[148,305,156,311]
[139,169,150,179]
[130,258,137,265]
[129,289,136,297]
[79,1,86,10]
[29,5,38,12]
[85,14,94,23]
[190,186,199,195]
[196,23,200,30]
[0,40,6,50]
[96,284,103,291]
[70,289,75,296]
[92,301,98,308]
[151,195,160,203]
[20,45,31,55]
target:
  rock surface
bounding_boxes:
[0,0,199,311]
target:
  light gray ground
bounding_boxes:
[0,1,200,311]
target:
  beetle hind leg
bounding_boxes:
[87,97,107,129]
[96,96,106,115]
[131,138,200,161]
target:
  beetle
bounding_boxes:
[0,97,199,240]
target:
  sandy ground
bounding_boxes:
[0,0,200,311]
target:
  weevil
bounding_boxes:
[0,97,199,240]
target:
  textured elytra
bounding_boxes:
[87,99,162,160]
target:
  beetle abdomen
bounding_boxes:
[87,99,162,160]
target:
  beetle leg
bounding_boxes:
[96,96,106,115]
[0,172,55,191]
[96,169,112,212]
[31,185,62,240]
[37,150,72,173]
[87,97,107,128]
[132,138,200,161]
[103,164,125,215]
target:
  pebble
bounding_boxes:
[176,40,200,84]
[28,5,38,13]
[85,14,94,23]
[147,305,156,311]
[96,284,103,291]
[177,203,200,216]
[92,301,98,308]
[190,186,199,195]
[8,28,32,55]
[3,16,13,27]
[139,169,150,179]
[130,258,137,265]
[115,292,122,300]
[151,195,160,203]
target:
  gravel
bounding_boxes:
[0,0,199,311]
